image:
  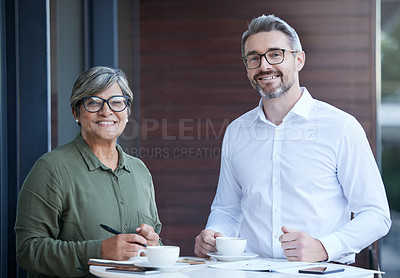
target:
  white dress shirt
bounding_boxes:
[206,88,391,263]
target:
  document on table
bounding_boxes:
[277,263,383,277]
[88,257,206,267]
[88,258,137,267]
[209,259,314,272]
[209,259,383,276]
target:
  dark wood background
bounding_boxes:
[118,0,378,266]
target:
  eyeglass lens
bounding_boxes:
[244,49,285,69]
[83,96,128,112]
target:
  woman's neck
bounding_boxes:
[82,135,119,170]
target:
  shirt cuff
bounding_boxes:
[205,225,233,237]
[206,211,241,237]
[318,234,355,264]
[86,240,103,260]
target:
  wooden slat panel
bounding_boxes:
[140,89,258,104]
[159,224,205,251]
[140,17,372,38]
[302,34,372,51]
[154,173,219,190]
[155,191,216,207]
[140,0,371,18]
[140,106,252,119]
[143,157,220,172]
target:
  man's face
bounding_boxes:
[244,31,303,99]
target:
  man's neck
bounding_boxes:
[262,87,302,125]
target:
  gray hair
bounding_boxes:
[241,14,302,57]
[70,66,133,116]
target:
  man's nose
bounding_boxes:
[259,55,272,71]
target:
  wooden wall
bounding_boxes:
[118,0,378,265]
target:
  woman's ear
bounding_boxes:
[72,108,79,123]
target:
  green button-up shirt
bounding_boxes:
[15,134,162,278]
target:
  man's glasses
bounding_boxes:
[241,49,298,69]
[81,95,130,113]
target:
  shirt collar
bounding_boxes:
[289,87,314,120]
[251,99,268,125]
[73,133,131,172]
[251,87,314,125]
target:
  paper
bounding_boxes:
[278,264,383,277]
[88,257,139,267]
[209,259,383,277]
[209,259,316,271]
[89,256,207,267]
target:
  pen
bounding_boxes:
[100,224,147,247]
[100,224,121,235]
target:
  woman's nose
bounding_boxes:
[98,102,114,115]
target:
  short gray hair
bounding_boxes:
[241,14,302,57]
[70,66,133,116]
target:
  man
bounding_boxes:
[194,14,391,263]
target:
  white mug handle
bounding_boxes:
[137,249,147,258]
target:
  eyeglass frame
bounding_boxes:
[241,48,299,69]
[81,95,130,113]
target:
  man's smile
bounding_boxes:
[258,75,280,81]
[255,71,282,84]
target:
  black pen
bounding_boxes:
[100,224,121,235]
[100,224,147,247]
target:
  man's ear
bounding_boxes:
[296,51,306,72]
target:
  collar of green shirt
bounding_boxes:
[73,133,131,172]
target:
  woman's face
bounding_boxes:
[75,82,128,145]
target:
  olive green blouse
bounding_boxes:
[15,134,162,278]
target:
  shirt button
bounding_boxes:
[123,224,128,230]
[274,153,279,159]
[274,207,279,213]
[120,200,124,204]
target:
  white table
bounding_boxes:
[90,258,374,278]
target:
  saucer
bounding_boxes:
[207,252,258,262]
[135,261,189,272]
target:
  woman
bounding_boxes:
[15,66,161,278]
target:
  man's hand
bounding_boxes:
[101,224,159,260]
[194,229,223,257]
[279,226,328,262]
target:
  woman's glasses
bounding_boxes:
[81,95,129,113]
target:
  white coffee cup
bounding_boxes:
[137,246,180,266]
[216,237,247,256]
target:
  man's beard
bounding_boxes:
[253,71,293,99]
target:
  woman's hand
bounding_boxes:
[100,233,148,261]
[136,224,160,246]
[100,224,159,260]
